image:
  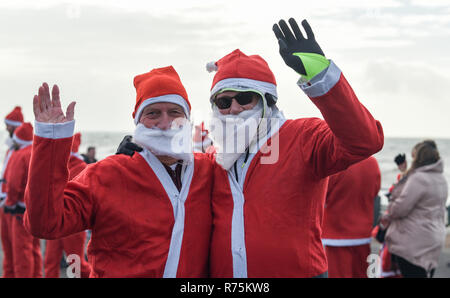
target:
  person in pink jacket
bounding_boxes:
[43,132,91,278]
[322,156,381,278]
[383,140,448,278]
[206,18,384,277]
[24,66,215,277]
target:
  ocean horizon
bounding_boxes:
[1,131,449,207]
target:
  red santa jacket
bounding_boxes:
[4,145,32,209]
[209,61,384,278]
[1,148,14,199]
[322,156,381,245]
[69,153,87,179]
[24,131,214,278]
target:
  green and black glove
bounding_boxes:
[273,18,329,81]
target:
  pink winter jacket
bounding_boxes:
[385,160,448,272]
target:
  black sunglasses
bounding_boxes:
[214,92,259,109]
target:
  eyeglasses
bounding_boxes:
[213,92,259,109]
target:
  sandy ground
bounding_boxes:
[0,229,449,278]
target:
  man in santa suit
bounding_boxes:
[1,106,24,277]
[24,66,215,277]
[43,132,91,278]
[206,18,384,277]
[321,156,381,278]
[4,122,43,277]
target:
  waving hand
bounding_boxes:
[33,83,76,123]
[273,18,328,80]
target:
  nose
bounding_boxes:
[157,112,172,130]
[229,98,244,115]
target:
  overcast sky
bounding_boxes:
[1,0,449,138]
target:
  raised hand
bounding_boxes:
[33,82,76,123]
[273,18,327,79]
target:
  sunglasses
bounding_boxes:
[213,92,259,109]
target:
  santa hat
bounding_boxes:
[206,49,277,102]
[132,66,191,125]
[72,132,81,153]
[12,122,33,147]
[5,106,24,127]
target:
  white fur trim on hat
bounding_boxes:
[12,134,32,147]
[4,119,22,127]
[210,78,278,101]
[206,61,218,73]
[134,94,191,125]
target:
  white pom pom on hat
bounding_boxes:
[206,61,218,72]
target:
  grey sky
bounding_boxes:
[1,0,449,138]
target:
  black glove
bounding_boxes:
[394,153,406,165]
[272,18,326,78]
[116,135,143,157]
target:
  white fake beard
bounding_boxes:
[210,100,271,171]
[4,137,13,149]
[133,121,193,164]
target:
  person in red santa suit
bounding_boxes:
[206,18,384,277]
[24,66,215,277]
[193,122,214,154]
[321,156,381,278]
[1,106,24,277]
[43,132,91,278]
[4,122,43,277]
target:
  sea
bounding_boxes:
[1,131,449,207]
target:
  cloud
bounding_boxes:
[0,0,449,138]
[354,59,450,138]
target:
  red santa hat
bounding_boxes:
[206,49,278,102]
[12,122,33,147]
[132,66,191,125]
[4,106,24,127]
[72,132,81,153]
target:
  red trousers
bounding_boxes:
[44,231,91,278]
[11,214,43,277]
[325,244,371,278]
[1,211,14,277]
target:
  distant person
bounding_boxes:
[372,152,407,278]
[322,156,381,278]
[81,146,97,164]
[1,106,24,277]
[192,122,214,153]
[382,140,448,278]
[43,132,91,278]
[385,153,408,199]
[1,106,24,205]
[3,122,42,277]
